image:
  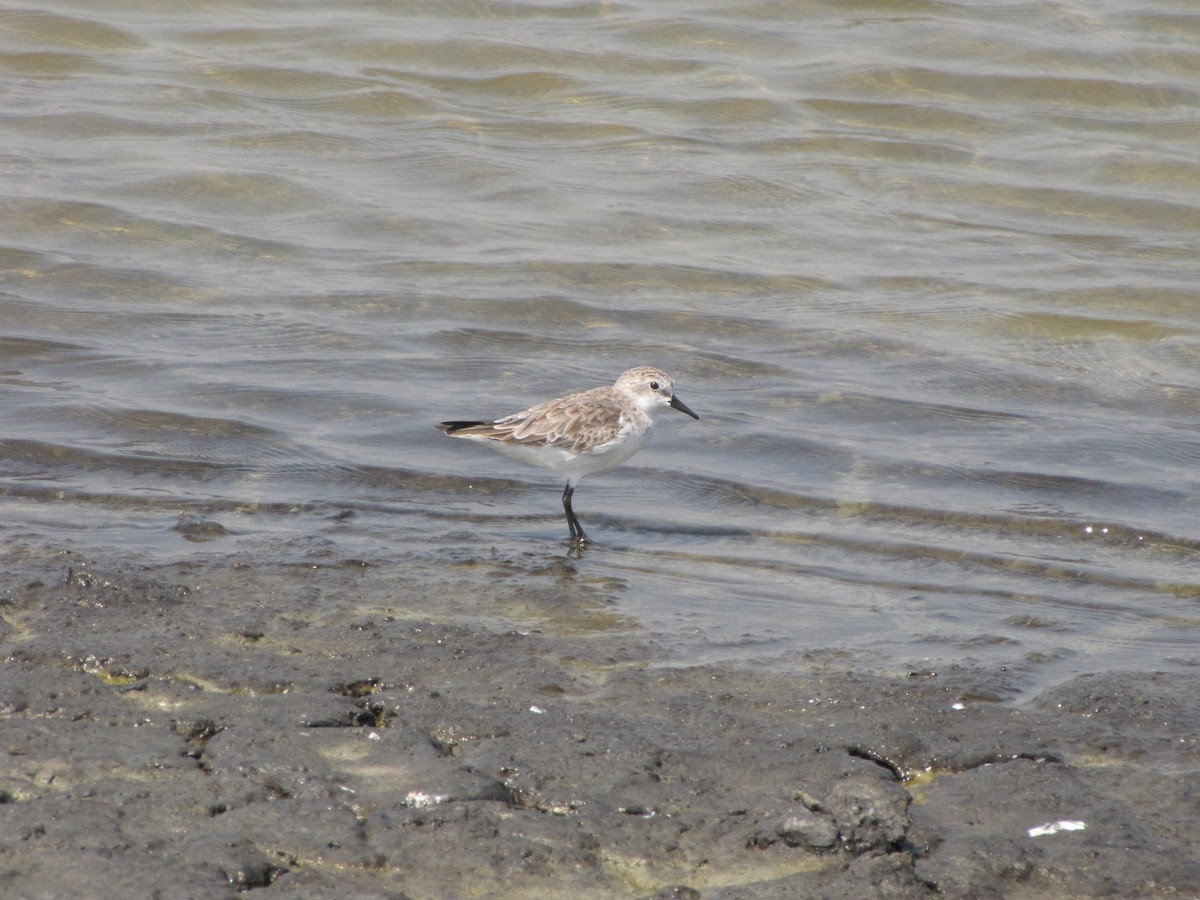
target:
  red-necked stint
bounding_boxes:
[436,366,699,545]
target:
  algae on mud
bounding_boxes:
[0,547,1198,898]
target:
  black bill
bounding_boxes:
[669,394,699,419]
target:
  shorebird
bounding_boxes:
[436,366,699,544]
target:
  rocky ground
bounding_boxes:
[1,544,1198,898]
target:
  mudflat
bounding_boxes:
[1,545,1197,898]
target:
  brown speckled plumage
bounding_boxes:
[436,366,699,545]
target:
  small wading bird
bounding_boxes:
[436,366,699,545]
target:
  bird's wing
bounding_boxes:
[488,392,624,452]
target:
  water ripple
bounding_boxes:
[1,0,1198,687]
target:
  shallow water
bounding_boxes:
[2,0,1199,693]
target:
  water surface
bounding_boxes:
[3,0,1199,694]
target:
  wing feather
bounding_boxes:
[475,388,624,452]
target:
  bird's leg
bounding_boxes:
[562,482,588,545]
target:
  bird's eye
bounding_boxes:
[649,381,660,390]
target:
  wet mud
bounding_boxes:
[1,545,1198,898]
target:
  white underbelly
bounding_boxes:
[475,428,653,479]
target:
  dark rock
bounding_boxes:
[778,805,839,849]
[825,775,911,852]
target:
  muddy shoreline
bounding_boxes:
[1,544,1198,898]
